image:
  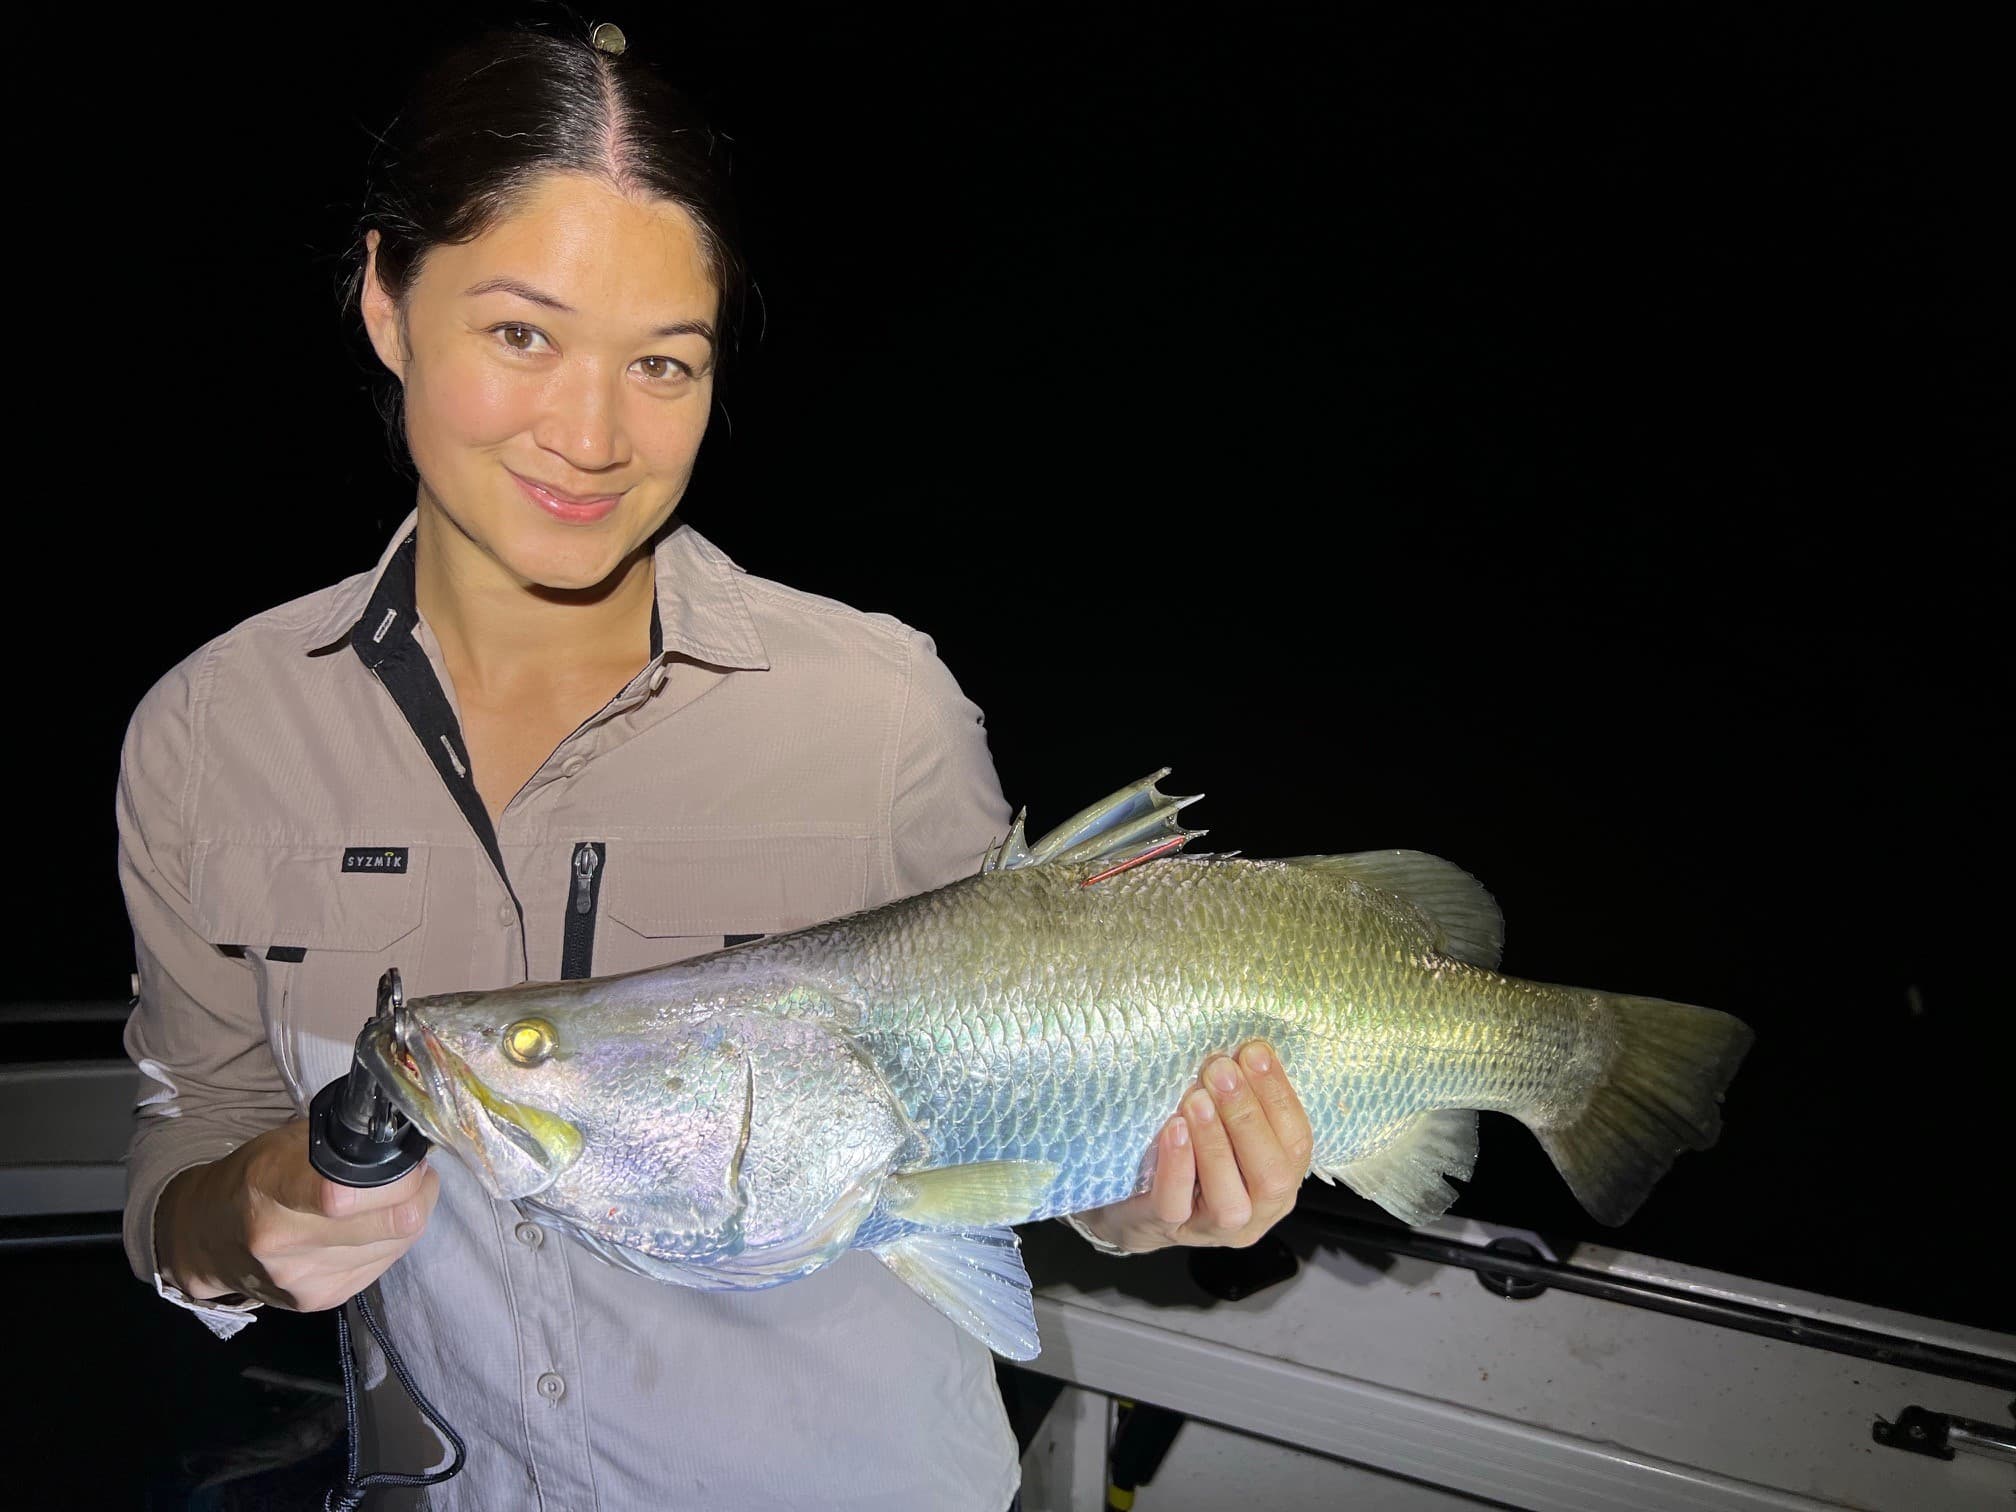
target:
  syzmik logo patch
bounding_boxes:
[342,847,410,874]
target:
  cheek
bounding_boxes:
[635,382,714,473]
[408,344,539,450]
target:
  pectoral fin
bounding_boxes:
[870,1226,1042,1360]
[882,1160,1060,1227]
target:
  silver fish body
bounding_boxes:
[364,773,1753,1358]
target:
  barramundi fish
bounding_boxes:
[360,771,1753,1359]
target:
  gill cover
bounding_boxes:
[538,1033,756,1260]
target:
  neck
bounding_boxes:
[412,498,654,696]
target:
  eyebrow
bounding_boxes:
[462,276,717,345]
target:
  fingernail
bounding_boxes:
[1207,1057,1240,1095]
[1187,1089,1216,1123]
[1168,1116,1189,1148]
[1240,1042,1273,1075]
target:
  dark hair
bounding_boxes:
[341,21,746,448]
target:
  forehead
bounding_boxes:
[419,170,717,318]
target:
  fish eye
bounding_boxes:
[502,1017,558,1067]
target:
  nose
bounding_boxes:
[532,361,629,475]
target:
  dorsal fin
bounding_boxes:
[1285,851,1504,967]
[985,769,1204,874]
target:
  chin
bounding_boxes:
[502,532,638,593]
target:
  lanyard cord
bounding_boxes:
[324,1287,468,1511]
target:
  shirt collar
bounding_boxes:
[302,510,770,672]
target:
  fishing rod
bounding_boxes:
[1283,1208,2016,1395]
[305,968,467,1511]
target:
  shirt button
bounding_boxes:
[496,901,516,927]
[514,1221,544,1249]
[560,755,587,778]
[536,1372,566,1402]
[647,665,669,694]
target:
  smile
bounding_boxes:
[507,468,624,525]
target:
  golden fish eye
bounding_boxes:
[502,1017,558,1067]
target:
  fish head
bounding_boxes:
[359,984,756,1251]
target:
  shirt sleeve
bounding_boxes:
[117,647,296,1337]
[888,631,1014,899]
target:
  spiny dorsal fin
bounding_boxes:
[1286,851,1504,968]
[989,769,1204,874]
[982,808,1034,873]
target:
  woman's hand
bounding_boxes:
[156,1118,440,1312]
[1070,1040,1314,1254]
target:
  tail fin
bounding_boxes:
[1532,993,1753,1225]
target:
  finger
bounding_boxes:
[1150,1115,1196,1228]
[307,1160,434,1219]
[289,1166,438,1249]
[1182,1084,1252,1234]
[1202,1053,1298,1216]
[1237,1041,1316,1182]
[345,1166,438,1246]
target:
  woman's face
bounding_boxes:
[363,171,720,593]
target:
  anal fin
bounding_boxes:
[870,1226,1041,1360]
[1318,1108,1478,1226]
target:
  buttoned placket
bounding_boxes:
[475,662,677,1512]
[496,1204,599,1509]
[347,540,531,986]
[342,543,678,1511]
[477,652,680,1512]
[309,519,767,1511]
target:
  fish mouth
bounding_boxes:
[361,1005,583,1199]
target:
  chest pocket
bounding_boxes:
[190,841,428,1107]
[596,834,871,976]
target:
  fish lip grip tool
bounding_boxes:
[303,968,468,1509]
[309,967,432,1187]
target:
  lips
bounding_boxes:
[508,468,623,525]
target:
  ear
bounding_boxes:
[359,229,409,382]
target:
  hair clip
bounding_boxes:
[590,22,628,56]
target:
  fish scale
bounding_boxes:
[369,771,1752,1360]
[745,855,1565,1219]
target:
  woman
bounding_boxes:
[118,21,1314,1511]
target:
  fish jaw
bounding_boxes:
[360,1012,583,1199]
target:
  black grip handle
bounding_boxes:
[308,1071,430,1187]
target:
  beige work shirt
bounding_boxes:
[117,513,1021,1511]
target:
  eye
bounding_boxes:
[490,323,550,354]
[633,355,694,384]
[502,1017,558,1067]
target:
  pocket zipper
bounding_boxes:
[561,842,606,980]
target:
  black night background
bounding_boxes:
[10,5,2009,1500]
